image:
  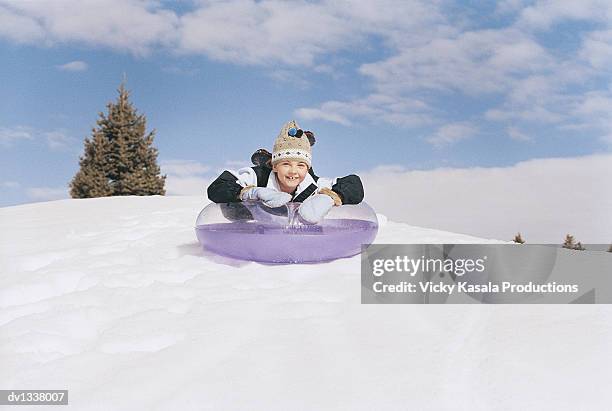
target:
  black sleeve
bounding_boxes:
[332,174,364,205]
[207,170,243,203]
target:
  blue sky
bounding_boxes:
[1,0,611,209]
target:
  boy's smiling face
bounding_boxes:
[273,160,308,193]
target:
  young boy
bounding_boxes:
[207,120,364,224]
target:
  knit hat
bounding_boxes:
[272,120,315,167]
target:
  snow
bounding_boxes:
[1,196,610,410]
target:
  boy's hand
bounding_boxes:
[241,187,292,208]
[298,194,335,224]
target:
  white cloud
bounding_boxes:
[0,0,611,147]
[303,24,573,132]
[0,0,444,65]
[266,69,311,90]
[222,160,251,170]
[0,0,179,55]
[485,105,564,124]
[579,29,612,70]
[426,122,477,147]
[177,1,361,66]
[296,107,352,126]
[56,60,88,71]
[1,181,20,188]
[291,3,610,140]
[162,158,253,196]
[359,28,554,96]
[44,130,74,149]
[0,4,45,43]
[0,126,74,149]
[313,64,335,75]
[507,126,532,142]
[162,159,212,196]
[574,92,612,116]
[296,94,432,127]
[360,153,612,243]
[506,75,559,105]
[517,0,612,30]
[570,91,612,144]
[161,160,210,177]
[495,0,532,15]
[176,0,446,67]
[573,92,612,136]
[165,176,212,197]
[161,65,200,76]
[0,126,34,146]
[26,187,69,202]
[600,134,612,145]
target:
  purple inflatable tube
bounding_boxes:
[195,201,379,263]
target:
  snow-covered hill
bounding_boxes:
[1,196,610,410]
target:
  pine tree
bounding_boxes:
[562,234,586,251]
[69,131,114,198]
[70,84,165,198]
[562,234,576,249]
[513,233,525,244]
